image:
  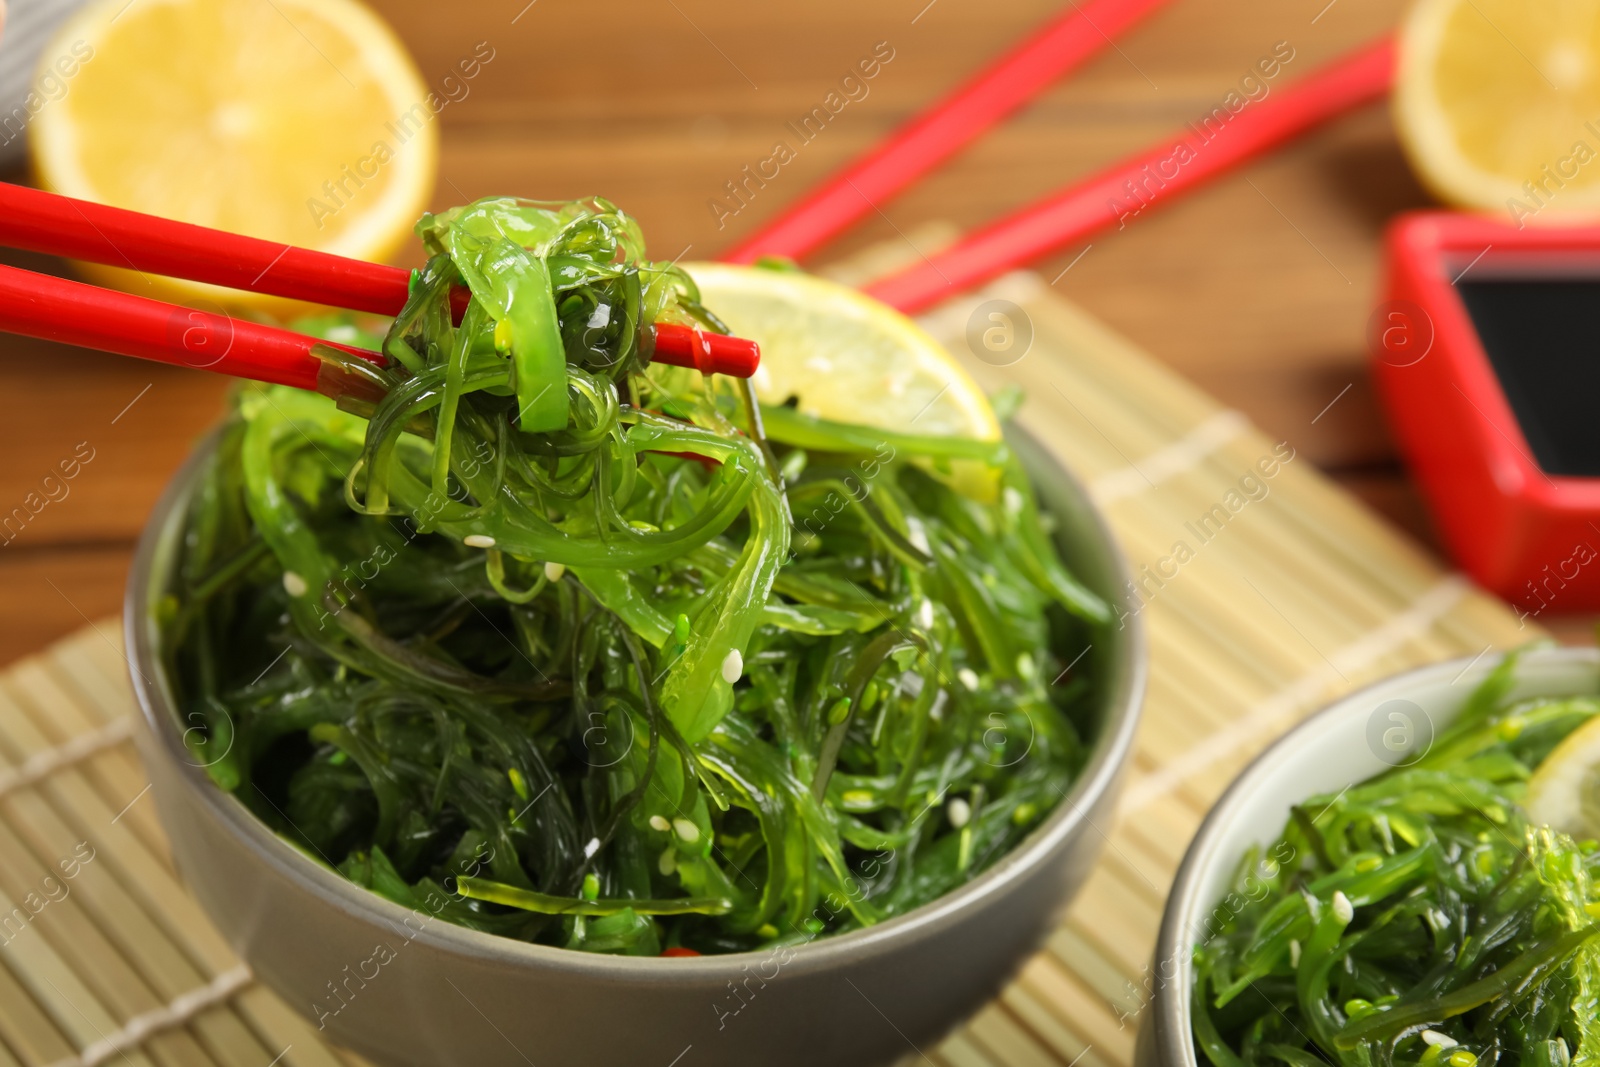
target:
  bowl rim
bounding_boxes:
[125,421,1147,978]
[1149,644,1600,1067]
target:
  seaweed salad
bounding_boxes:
[1193,650,1600,1067]
[158,196,1110,956]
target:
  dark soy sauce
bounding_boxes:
[1456,278,1600,477]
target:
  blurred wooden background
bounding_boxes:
[0,0,1586,662]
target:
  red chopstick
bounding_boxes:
[864,36,1397,314]
[722,0,1177,264]
[0,183,760,381]
[0,262,377,391]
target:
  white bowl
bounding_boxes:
[1135,645,1600,1067]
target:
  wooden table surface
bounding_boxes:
[0,0,1587,662]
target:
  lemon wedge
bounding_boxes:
[31,0,437,313]
[1396,0,1600,221]
[1526,714,1600,839]
[684,263,1001,498]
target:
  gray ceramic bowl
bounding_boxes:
[126,426,1145,1067]
[1136,645,1600,1067]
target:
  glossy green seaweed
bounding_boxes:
[1192,650,1600,1067]
[157,197,1109,955]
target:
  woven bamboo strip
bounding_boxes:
[1137,629,1281,749]
[0,782,215,1004]
[1016,957,1135,1064]
[1043,927,1139,1015]
[0,683,236,976]
[1109,445,1435,594]
[0,814,169,1019]
[998,980,1105,1067]
[0,952,77,1066]
[231,986,350,1067]
[1109,510,1451,684]
[185,1007,282,1067]
[0,883,160,1067]
[1130,593,1514,817]
[946,1031,1009,1067]
[1088,502,1472,675]
[0,659,332,1067]
[0,786,261,1067]
[18,642,289,1067]
[1095,827,1174,905]
[1106,491,1431,646]
[13,659,167,856]
[1064,869,1160,980]
[40,637,174,863]
[967,1003,1069,1067]
[1114,792,1201,875]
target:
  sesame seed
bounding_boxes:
[958,668,980,691]
[463,534,496,548]
[1332,890,1354,924]
[917,600,934,630]
[282,571,308,598]
[649,815,671,832]
[906,520,931,555]
[721,649,743,685]
[1288,939,1300,967]
[543,561,565,581]
[947,797,972,829]
[658,847,677,875]
[1421,1031,1458,1049]
[583,837,600,859]
[1016,652,1035,677]
[673,818,701,843]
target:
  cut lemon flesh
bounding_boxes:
[1396,0,1600,219]
[32,0,437,312]
[684,263,1001,497]
[1526,714,1600,839]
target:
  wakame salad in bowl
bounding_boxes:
[1140,646,1600,1067]
[126,196,1144,1067]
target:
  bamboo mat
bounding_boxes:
[0,268,1533,1067]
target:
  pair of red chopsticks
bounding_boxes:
[0,183,761,394]
[724,2,1397,312]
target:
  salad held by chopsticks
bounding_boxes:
[158,196,1109,957]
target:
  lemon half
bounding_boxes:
[32,0,438,312]
[1397,0,1600,221]
[1526,714,1600,839]
[685,263,1001,498]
